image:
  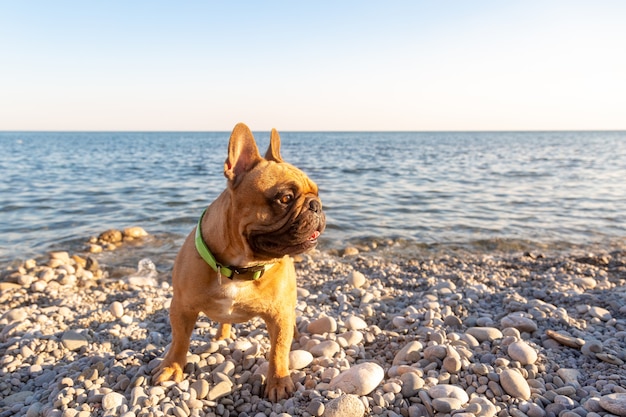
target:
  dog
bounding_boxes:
[153,123,325,402]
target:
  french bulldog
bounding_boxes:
[153,123,325,402]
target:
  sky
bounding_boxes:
[1,1,625,132]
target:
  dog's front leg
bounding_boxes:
[153,297,198,384]
[263,312,296,402]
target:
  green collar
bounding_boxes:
[195,208,269,281]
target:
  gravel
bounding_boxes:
[1,236,625,417]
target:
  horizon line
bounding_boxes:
[2,128,626,134]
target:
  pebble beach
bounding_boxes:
[1,230,626,417]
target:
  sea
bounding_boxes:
[1,131,625,271]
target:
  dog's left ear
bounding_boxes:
[225,123,262,183]
[264,128,284,163]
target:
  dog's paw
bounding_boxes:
[152,361,184,384]
[264,375,295,402]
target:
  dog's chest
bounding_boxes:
[204,282,253,323]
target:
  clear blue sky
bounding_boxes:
[1,1,625,131]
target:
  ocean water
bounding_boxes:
[1,131,625,268]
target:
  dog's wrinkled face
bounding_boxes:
[236,162,325,259]
[224,124,325,260]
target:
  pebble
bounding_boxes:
[589,306,612,321]
[123,226,148,238]
[428,384,470,404]
[207,380,233,401]
[61,330,89,351]
[190,379,210,399]
[557,368,581,387]
[500,369,531,400]
[329,362,384,395]
[110,301,124,318]
[309,340,341,357]
[599,394,626,416]
[501,313,539,333]
[289,350,314,369]
[2,391,34,406]
[470,396,497,417]
[307,399,325,416]
[400,372,425,397]
[392,340,423,365]
[344,315,368,330]
[507,340,538,364]
[308,316,337,334]
[323,394,365,417]
[432,397,463,413]
[466,327,503,342]
[347,271,367,288]
[102,392,127,410]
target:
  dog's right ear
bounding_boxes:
[224,123,262,184]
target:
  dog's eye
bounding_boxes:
[278,194,294,205]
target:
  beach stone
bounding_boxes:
[129,386,147,407]
[424,345,447,361]
[190,379,210,400]
[50,251,71,263]
[467,327,503,342]
[400,372,425,397]
[500,314,538,333]
[527,403,547,417]
[0,282,21,291]
[342,247,360,256]
[574,277,597,289]
[589,306,612,321]
[61,330,89,351]
[329,362,384,395]
[599,394,626,416]
[99,229,123,243]
[347,271,367,288]
[310,340,341,357]
[470,396,497,417]
[432,397,463,413]
[290,350,314,369]
[507,340,538,365]
[26,403,41,417]
[338,330,364,347]
[500,369,531,400]
[596,353,624,365]
[428,384,469,404]
[4,307,28,323]
[88,244,103,253]
[17,274,35,286]
[207,380,233,401]
[2,391,34,406]
[307,399,325,416]
[581,339,603,357]
[557,368,581,388]
[123,226,148,238]
[110,301,124,318]
[323,394,365,417]
[345,315,368,330]
[393,340,423,365]
[102,392,126,410]
[308,316,337,334]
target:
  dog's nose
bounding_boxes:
[308,199,322,214]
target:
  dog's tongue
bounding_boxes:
[310,231,320,240]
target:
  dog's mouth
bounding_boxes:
[249,214,325,259]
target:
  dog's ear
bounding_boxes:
[224,123,262,183]
[264,128,284,163]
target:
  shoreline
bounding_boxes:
[1,236,625,417]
